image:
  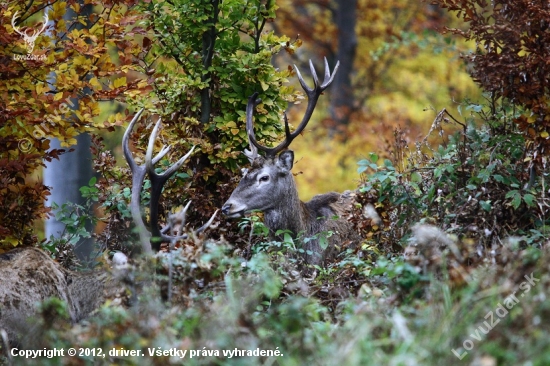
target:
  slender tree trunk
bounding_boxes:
[200,0,220,124]
[330,0,357,135]
[44,2,94,263]
[45,134,94,261]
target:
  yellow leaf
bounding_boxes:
[231,128,240,135]
[113,77,127,89]
[89,77,101,88]
[73,55,87,67]
[54,92,64,101]
[36,83,50,94]
[51,1,67,19]
[137,80,149,89]
[541,131,549,138]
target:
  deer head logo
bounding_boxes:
[11,11,49,54]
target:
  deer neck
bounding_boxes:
[263,177,307,238]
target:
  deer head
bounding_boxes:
[11,11,49,54]
[123,110,217,253]
[222,57,339,219]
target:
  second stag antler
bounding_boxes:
[123,110,217,253]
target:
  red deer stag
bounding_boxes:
[222,58,360,266]
[0,110,215,348]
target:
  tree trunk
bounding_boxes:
[45,134,94,261]
[200,0,220,124]
[330,0,357,135]
[44,3,94,263]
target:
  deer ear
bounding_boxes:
[277,150,294,171]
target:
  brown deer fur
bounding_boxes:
[223,151,359,266]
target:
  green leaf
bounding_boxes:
[383,159,395,170]
[369,152,379,163]
[410,171,422,183]
[505,190,521,209]
[122,187,131,199]
[283,232,294,245]
[434,167,442,178]
[319,234,328,250]
[493,174,507,184]
[523,193,536,207]
[480,200,492,212]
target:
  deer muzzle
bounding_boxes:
[221,202,245,218]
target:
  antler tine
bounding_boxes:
[194,209,219,235]
[177,200,192,235]
[323,57,340,88]
[123,108,153,254]
[159,207,218,241]
[244,93,262,161]
[164,144,195,177]
[152,144,170,165]
[145,118,162,173]
[294,57,340,96]
[122,108,144,171]
[145,118,194,175]
[161,200,192,237]
[244,58,339,158]
[307,59,320,91]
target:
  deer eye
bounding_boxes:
[259,175,269,183]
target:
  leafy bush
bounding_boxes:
[1,0,152,249]
[435,0,550,155]
[354,98,548,251]
[89,0,306,249]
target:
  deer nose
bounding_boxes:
[221,203,232,216]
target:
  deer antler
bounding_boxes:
[123,109,218,253]
[245,57,340,161]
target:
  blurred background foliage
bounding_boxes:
[273,0,481,199]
